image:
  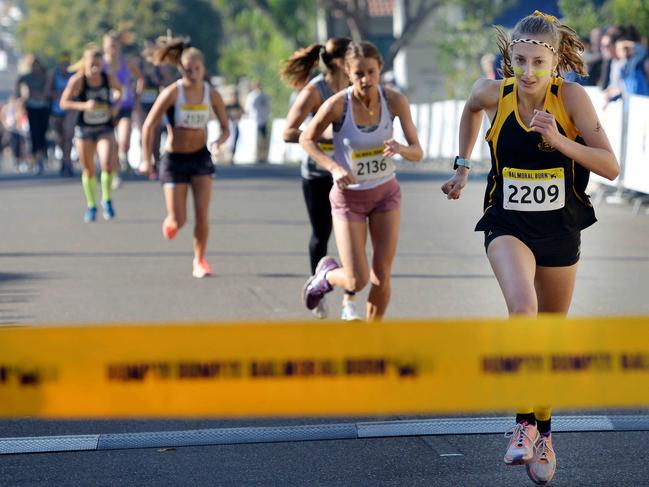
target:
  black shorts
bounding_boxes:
[75,124,114,141]
[484,227,581,267]
[159,147,214,184]
[116,108,133,121]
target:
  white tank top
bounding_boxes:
[174,80,211,129]
[333,86,395,191]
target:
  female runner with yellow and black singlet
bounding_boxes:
[300,41,422,322]
[441,11,619,486]
[280,37,351,319]
[139,38,229,279]
[60,45,122,223]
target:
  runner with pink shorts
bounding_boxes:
[300,41,423,321]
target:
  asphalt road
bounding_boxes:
[1,162,648,486]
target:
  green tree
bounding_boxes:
[608,0,649,35]
[432,1,513,99]
[558,0,609,37]
[212,0,316,117]
[17,0,222,71]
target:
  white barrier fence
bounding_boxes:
[128,90,649,195]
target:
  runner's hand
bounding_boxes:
[441,170,468,200]
[530,109,561,148]
[383,138,402,157]
[331,166,356,190]
[85,100,97,111]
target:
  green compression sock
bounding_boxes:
[81,174,97,208]
[101,171,113,203]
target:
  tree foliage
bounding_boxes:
[211,0,316,117]
[17,0,222,71]
[432,1,513,99]
[558,0,609,36]
[560,0,649,37]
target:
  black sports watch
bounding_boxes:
[453,156,472,170]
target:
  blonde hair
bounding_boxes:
[495,10,586,78]
[69,43,102,73]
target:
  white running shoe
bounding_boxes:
[526,434,556,485]
[341,300,362,321]
[504,422,539,465]
[312,298,328,319]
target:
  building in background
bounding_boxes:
[317,0,561,103]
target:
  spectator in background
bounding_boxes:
[583,27,603,85]
[244,80,270,162]
[224,90,242,162]
[611,34,649,98]
[47,52,76,176]
[16,55,50,175]
[481,53,497,79]
[0,96,28,172]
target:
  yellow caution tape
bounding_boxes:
[1,316,648,417]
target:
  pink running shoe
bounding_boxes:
[504,422,539,465]
[162,219,178,240]
[526,434,557,485]
[192,257,212,278]
[302,256,339,310]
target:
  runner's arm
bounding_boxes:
[210,87,230,146]
[384,89,422,161]
[283,86,320,142]
[541,82,619,181]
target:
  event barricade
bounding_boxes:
[186,90,649,196]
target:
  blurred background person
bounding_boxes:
[16,55,50,175]
[47,51,76,176]
[136,44,164,179]
[0,95,29,172]
[244,80,270,163]
[103,29,143,187]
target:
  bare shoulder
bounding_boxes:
[470,78,500,109]
[560,80,592,112]
[321,89,346,115]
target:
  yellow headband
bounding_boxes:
[533,10,559,25]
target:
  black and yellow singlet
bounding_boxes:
[475,77,596,239]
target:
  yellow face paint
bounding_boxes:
[534,69,550,77]
[513,66,524,76]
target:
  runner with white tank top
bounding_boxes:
[300,41,423,322]
[139,38,230,279]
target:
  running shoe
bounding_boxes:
[302,256,339,310]
[192,257,212,278]
[341,300,362,321]
[84,206,97,223]
[504,422,539,465]
[162,219,178,240]
[102,200,115,220]
[312,298,328,319]
[526,434,556,485]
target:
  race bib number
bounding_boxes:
[351,147,393,182]
[83,103,111,125]
[178,104,210,129]
[503,167,565,212]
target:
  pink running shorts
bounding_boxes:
[329,178,401,222]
